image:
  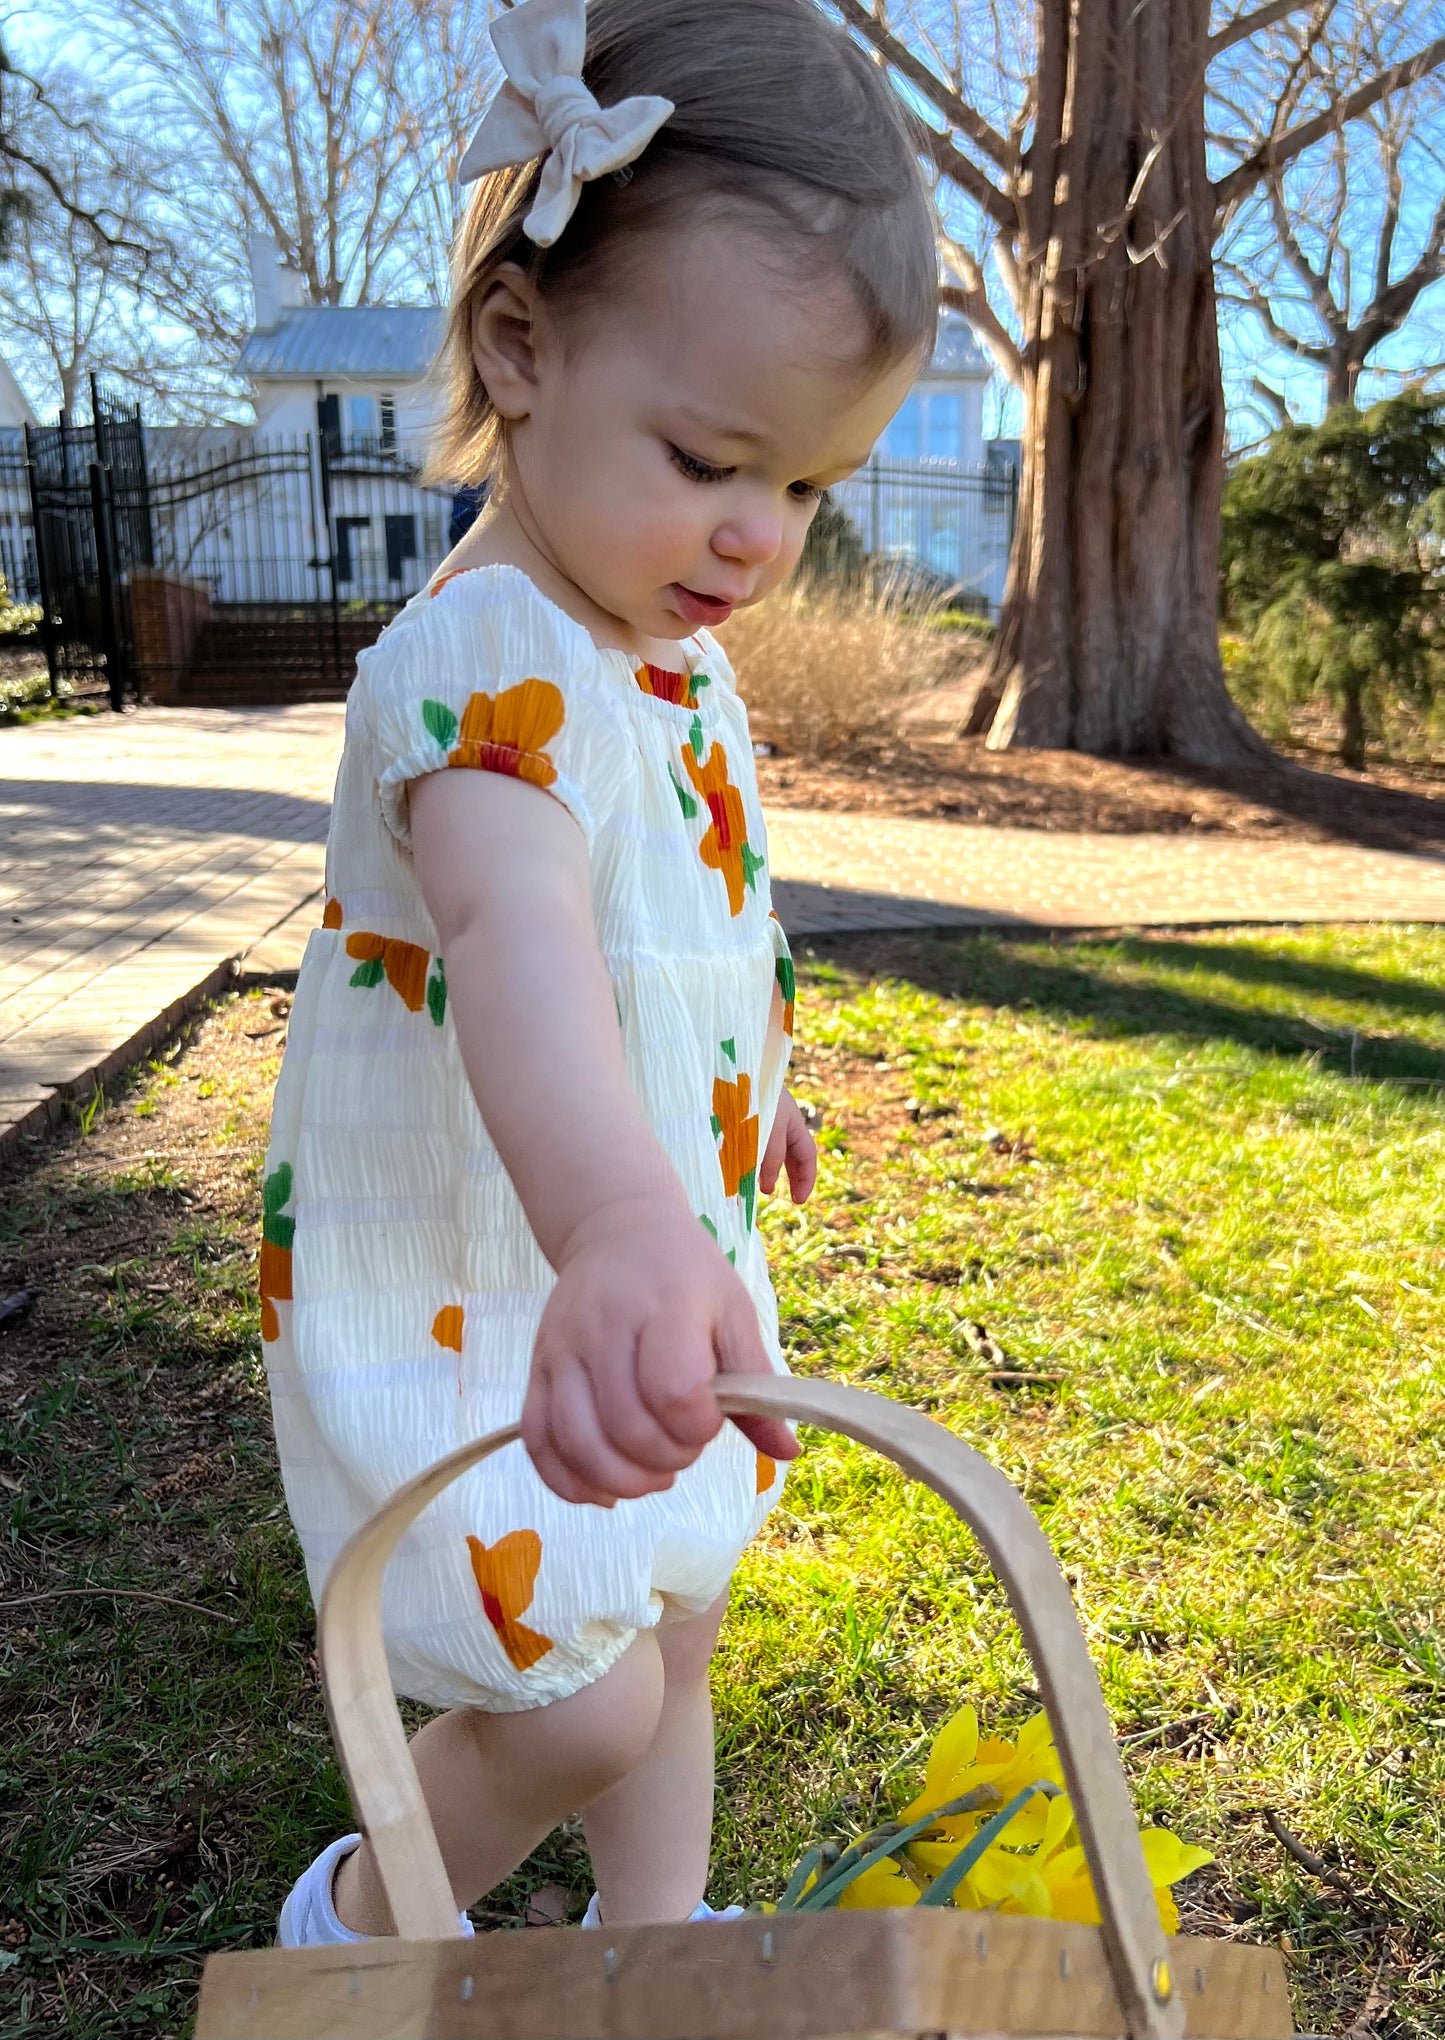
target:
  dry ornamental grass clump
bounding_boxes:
[720,587,961,759]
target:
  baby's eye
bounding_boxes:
[670,444,735,485]
[790,481,826,503]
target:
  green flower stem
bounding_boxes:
[915,1781,1061,1909]
[789,1787,1001,1912]
[776,1846,826,1912]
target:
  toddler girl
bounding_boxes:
[268,0,937,1945]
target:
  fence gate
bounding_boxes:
[25,375,153,709]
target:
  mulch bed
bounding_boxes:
[756,736,1445,859]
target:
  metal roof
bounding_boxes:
[237,299,987,384]
[238,306,445,382]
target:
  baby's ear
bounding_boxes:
[471,263,539,420]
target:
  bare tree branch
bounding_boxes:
[917,118,1016,232]
[832,0,1013,173]
[1208,0,1316,62]
[1250,374,1294,426]
[1215,32,1445,211]
[939,266,1022,383]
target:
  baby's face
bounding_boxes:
[509,226,919,647]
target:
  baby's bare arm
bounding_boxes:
[410,768,795,1502]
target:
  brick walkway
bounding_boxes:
[5,703,1444,1148]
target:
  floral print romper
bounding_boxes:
[261,565,795,1712]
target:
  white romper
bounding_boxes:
[261,564,795,1712]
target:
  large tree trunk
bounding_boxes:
[982,0,1272,765]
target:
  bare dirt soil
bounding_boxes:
[756,733,1445,859]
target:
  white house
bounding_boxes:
[238,236,444,451]
[0,352,38,602]
[231,240,1016,611]
[0,353,37,433]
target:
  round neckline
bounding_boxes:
[423,561,722,721]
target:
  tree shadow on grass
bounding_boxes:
[809,929,1445,1095]
[1107,935,1445,1024]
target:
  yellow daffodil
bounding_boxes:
[779,1700,1212,1931]
[900,1703,1065,1849]
[835,1859,921,1908]
[920,1790,1212,1933]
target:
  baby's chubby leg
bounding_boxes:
[582,1589,730,1925]
[333,1631,666,1936]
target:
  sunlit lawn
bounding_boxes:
[2,925,1441,2037]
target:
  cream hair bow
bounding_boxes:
[457,0,674,247]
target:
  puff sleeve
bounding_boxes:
[352,567,622,853]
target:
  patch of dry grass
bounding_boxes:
[719,587,962,758]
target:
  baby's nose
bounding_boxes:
[711,512,783,569]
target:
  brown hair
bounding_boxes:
[430,0,938,484]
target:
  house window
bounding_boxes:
[885,395,921,460]
[334,515,371,584]
[379,395,397,452]
[347,394,378,446]
[926,394,962,463]
[384,512,417,582]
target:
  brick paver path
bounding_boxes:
[5,703,1444,1147]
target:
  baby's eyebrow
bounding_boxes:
[673,408,772,449]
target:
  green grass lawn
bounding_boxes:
[2,925,1442,2037]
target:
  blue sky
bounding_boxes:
[5,1,1443,442]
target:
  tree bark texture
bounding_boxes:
[985,0,1271,763]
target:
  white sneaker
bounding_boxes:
[277,1833,476,1947]
[580,1892,745,1927]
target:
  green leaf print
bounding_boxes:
[422,698,460,751]
[350,956,386,990]
[427,957,448,1027]
[742,841,766,893]
[699,1214,719,1239]
[775,952,796,1004]
[739,1168,757,1232]
[668,761,699,820]
[720,1037,737,1063]
[688,712,705,761]
[262,1164,294,1250]
[710,1112,723,1141]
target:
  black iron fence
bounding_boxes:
[832,455,1019,615]
[3,387,1020,710]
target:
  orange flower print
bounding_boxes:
[431,1305,464,1351]
[712,1037,760,1230]
[420,680,564,792]
[681,733,765,916]
[756,1452,777,1495]
[346,932,447,1025]
[322,896,343,930]
[433,1304,464,1397]
[428,567,469,599]
[466,1531,555,1672]
[259,1162,294,1343]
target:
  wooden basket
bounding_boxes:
[195,1376,1295,2040]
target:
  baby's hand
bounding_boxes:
[760,1089,818,1204]
[522,1196,798,1506]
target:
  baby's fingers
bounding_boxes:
[633,1316,725,1455]
[759,1112,788,1196]
[713,1298,798,1463]
[784,1113,818,1204]
[530,1363,673,1505]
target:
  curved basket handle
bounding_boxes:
[318,1376,1185,2040]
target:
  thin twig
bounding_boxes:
[1263,1811,1380,1918]
[0,1588,237,1623]
[1117,1708,1223,1749]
